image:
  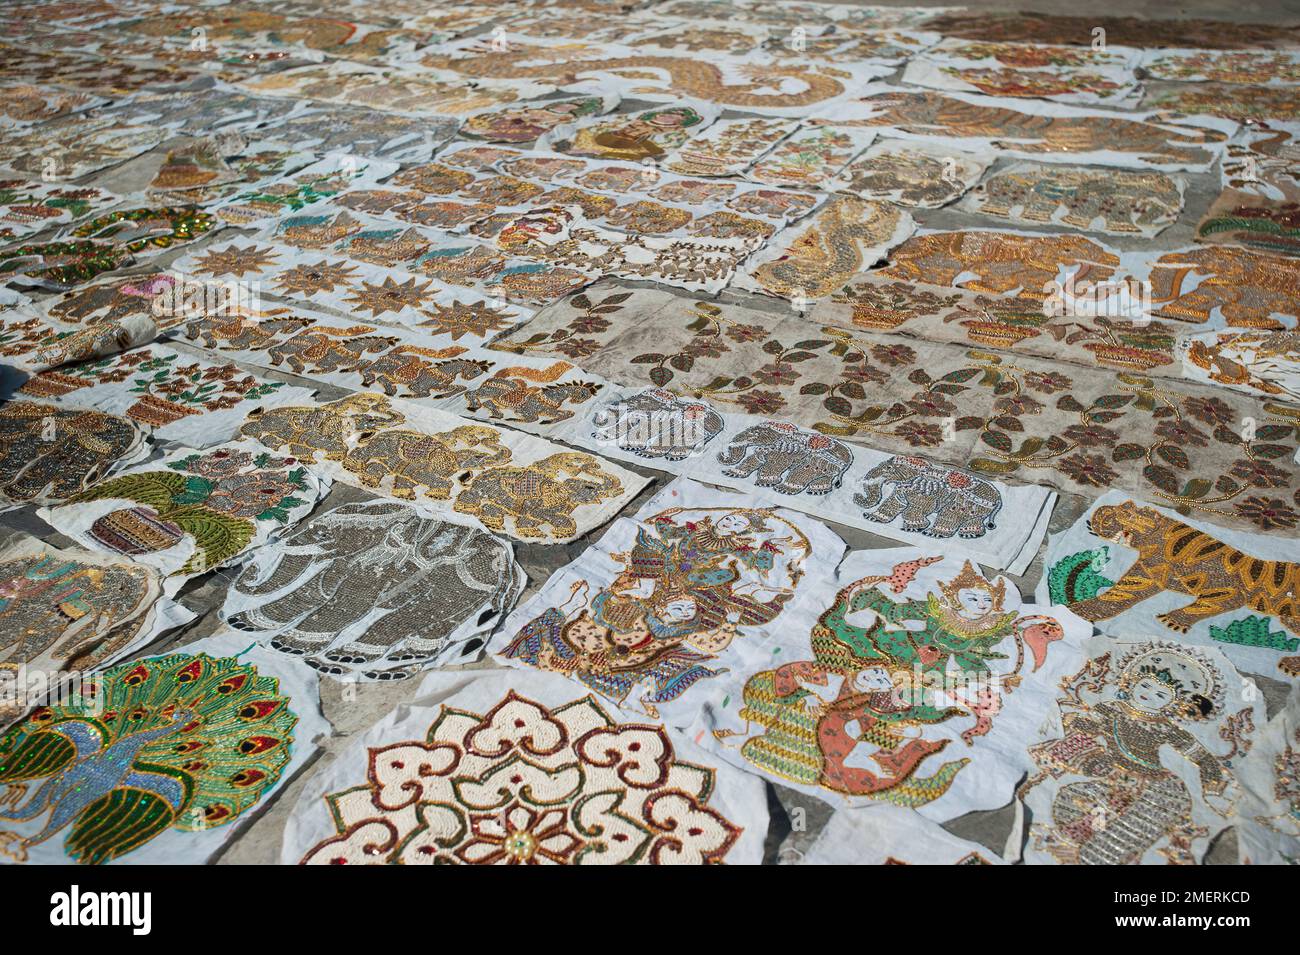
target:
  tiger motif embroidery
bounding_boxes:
[1067,501,1300,638]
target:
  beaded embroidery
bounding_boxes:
[0,651,297,864]
[298,688,746,864]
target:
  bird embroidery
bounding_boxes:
[0,652,295,864]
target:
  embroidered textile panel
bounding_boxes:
[285,670,767,864]
[0,631,325,865]
[1019,637,1263,864]
[1037,491,1300,681]
[0,400,150,509]
[223,498,525,681]
[40,440,330,596]
[236,393,648,543]
[491,284,1300,537]
[686,545,1091,820]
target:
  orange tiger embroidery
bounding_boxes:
[1068,501,1300,636]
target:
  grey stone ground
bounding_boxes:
[3,0,1298,864]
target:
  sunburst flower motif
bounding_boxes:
[274,260,359,296]
[416,300,514,341]
[192,244,278,278]
[343,275,435,317]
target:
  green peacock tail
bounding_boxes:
[0,653,296,863]
[169,506,256,575]
[65,469,191,511]
[110,653,298,832]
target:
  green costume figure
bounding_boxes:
[719,559,1064,808]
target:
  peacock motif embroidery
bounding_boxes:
[0,652,296,864]
[57,445,315,577]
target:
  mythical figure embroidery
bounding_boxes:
[0,541,159,678]
[0,652,296,864]
[1021,644,1243,864]
[715,557,1066,806]
[501,507,813,714]
[0,401,143,507]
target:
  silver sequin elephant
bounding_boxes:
[717,421,853,495]
[853,455,1002,539]
[592,388,724,461]
[226,499,520,678]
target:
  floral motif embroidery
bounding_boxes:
[298,691,743,864]
[493,286,1300,534]
[0,179,118,242]
[19,345,302,438]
